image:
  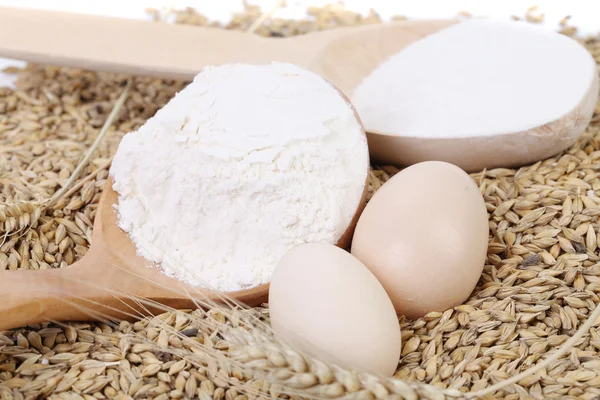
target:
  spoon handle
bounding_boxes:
[0,266,97,330]
[0,6,280,81]
[0,247,145,330]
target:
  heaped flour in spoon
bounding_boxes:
[351,18,597,138]
[109,62,368,292]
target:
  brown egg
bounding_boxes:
[351,161,489,319]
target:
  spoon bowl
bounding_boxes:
[0,172,366,330]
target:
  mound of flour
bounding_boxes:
[109,62,368,292]
[351,19,597,138]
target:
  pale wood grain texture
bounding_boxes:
[0,6,454,87]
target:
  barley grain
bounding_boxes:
[2,4,600,400]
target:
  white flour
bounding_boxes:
[109,62,368,292]
[351,19,596,138]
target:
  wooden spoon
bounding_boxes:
[0,177,366,331]
[2,8,594,173]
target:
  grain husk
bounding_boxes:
[2,4,600,400]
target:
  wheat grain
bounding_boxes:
[2,4,600,400]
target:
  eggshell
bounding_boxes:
[269,243,401,376]
[351,161,489,319]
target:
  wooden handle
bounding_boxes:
[0,266,162,331]
[0,6,280,80]
[0,247,200,330]
[0,246,148,330]
[0,266,99,330]
[0,6,382,80]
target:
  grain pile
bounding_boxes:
[2,4,600,400]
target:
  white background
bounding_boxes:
[0,0,598,87]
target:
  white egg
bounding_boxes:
[269,243,401,376]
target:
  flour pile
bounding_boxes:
[110,62,369,292]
